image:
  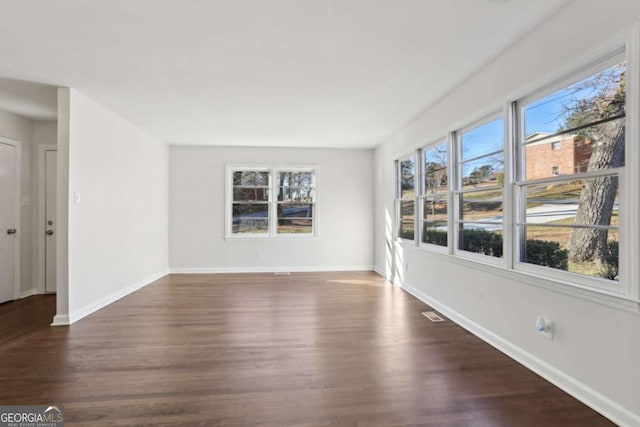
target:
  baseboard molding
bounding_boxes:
[398,280,640,427]
[20,289,39,299]
[51,314,69,326]
[169,265,374,274]
[63,269,170,325]
[373,265,393,280]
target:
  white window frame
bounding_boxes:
[225,165,317,239]
[452,112,507,266]
[513,50,628,294]
[395,153,417,242]
[418,139,450,253]
[392,27,640,309]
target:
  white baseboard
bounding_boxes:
[398,280,640,427]
[373,265,392,280]
[51,314,69,326]
[20,289,39,299]
[169,265,374,274]
[61,269,170,325]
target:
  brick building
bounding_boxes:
[525,132,593,180]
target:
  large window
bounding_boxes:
[455,117,505,259]
[396,156,415,240]
[516,57,625,285]
[393,46,636,300]
[419,141,448,247]
[227,166,316,238]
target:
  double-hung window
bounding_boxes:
[419,141,449,247]
[396,156,416,241]
[227,166,316,238]
[454,116,505,259]
[516,55,626,286]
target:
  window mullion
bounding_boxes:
[503,101,516,270]
[415,148,421,246]
[449,131,458,255]
[623,25,640,300]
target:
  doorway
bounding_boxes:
[38,145,57,294]
[0,137,20,304]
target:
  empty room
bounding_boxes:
[0,0,639,425]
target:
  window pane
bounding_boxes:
[460,191,503,223]
[233,203,269,217]
[524,117,625,180]
[400,158,415,198]
[233,219,268,234]
[522,225,619,281]
[278,219,312,234]
[233,171,270,186]
[279,171,313,187]
[524,178,619,226]
[461,118,504,162]
[233,187,269,202]
[524,62,626,137]
[422,222,447,246]
[461,153,504,188]
[423,142,448,194]
[422,198,447,223]
[232,202,269,234]
[458,224,503,258]
[278,187,314,202]
[277,204,313,219]
[399,200,414,240]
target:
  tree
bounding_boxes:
[565,66,625,265]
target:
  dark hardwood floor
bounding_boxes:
[0,272,613,426]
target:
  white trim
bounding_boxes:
[51,269,169,326]
[397,280,640,427]
[0,136,21,302]
[623,23,640,301]
[36,144,58,295]
[169,265,374,274]
[51,314,69,326]
[20,288,39,299]
[225,164,318,239]
[373,265,388,279]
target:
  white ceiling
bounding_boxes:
[0,0,570,148]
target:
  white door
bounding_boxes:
[0,142,17,303]
[45,150,57,293]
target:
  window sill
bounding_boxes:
[225,234,318,242]
[395,241,640,313]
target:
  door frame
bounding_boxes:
[37,144,57,294]
[0,135,21,301]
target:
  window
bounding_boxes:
[396,156,415,240]
[517,57,625,284]
[227,166,316,238]
[455,117,505,259]
[392,44,637,302]
[419,141,448,247]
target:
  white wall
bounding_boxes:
[375,1,640,425]
[170,146,374,272]
[63,89,169,323]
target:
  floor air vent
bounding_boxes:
[422,311,445,322]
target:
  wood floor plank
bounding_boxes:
[0,272,613,426]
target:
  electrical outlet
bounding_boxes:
[536,316,553,340]
[257,251,264,260]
